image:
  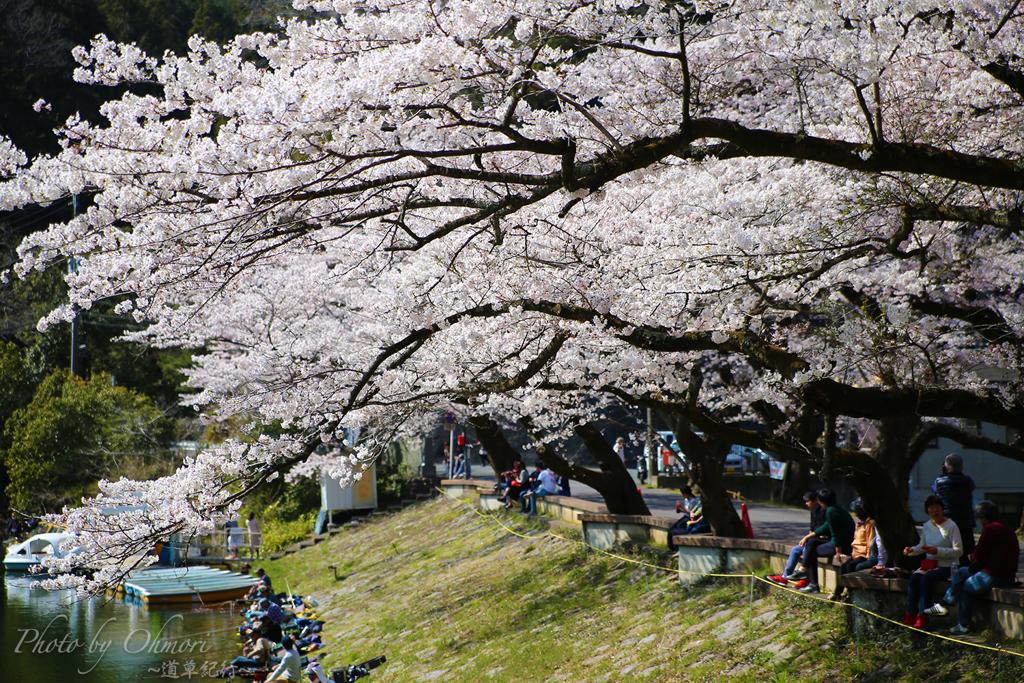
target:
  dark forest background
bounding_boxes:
[0,0,293,518]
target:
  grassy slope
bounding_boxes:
[262,497,1023,683]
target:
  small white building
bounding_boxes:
[320,463,378,512]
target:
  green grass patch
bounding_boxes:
[258,499,1024,683]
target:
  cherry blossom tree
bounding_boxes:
[1,0,1023,589]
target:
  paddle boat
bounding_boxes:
[123,565,256,604]
[3,532,81,572]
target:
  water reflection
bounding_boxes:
[2,572,243,681]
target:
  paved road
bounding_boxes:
[568,469,809,542]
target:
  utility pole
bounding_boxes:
[646,408,658,481]
[69,195,81,377]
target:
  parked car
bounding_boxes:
[725,445,773,474]
[657,432,760,475]
[723,449,747,474]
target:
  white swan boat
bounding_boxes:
[3,532,81,571]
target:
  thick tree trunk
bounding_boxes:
[516,417,650,515]
[779,460,811,505]
[571,423,651,515]
[872,416,922,511]
[467,413,520,477]
[834,419,921,569]
[692,453,748,537]
[664,412,747,537]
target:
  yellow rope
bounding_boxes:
[437,487,1023,658]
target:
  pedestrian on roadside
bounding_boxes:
[636,451,648,485]
[247,512,263,558]
[614,437,627,465]
[931,453,976,561]
[226,518,242,558]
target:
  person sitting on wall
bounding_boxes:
[520,462,559,516]
[830,499,876,601]
[500,461,527,509]
[557,474,571,496]
[924,500,1020,634]
[683,497,711,535]
[668,487,702,551]
[767,491,826,587]
[674,486,700,522]
[495,462,517,496]
[794,489,855,594]
[902,494,963,629]
[452,453,466,479]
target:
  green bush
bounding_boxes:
[259,510,318,553]
[375,443,413,504]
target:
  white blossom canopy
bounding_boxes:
[1,0,1021,591]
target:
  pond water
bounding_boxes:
[2,572,245,681]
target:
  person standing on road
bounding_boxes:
[931,453,976,561]
[614,437,627,465]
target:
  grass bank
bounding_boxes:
[262,497,1023,682]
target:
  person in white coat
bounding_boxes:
[902,494,963,629]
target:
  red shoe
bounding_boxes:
[902,613,915,626]
[913,614,929,629]
[766,575,788,586]
[792,579,809,589]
